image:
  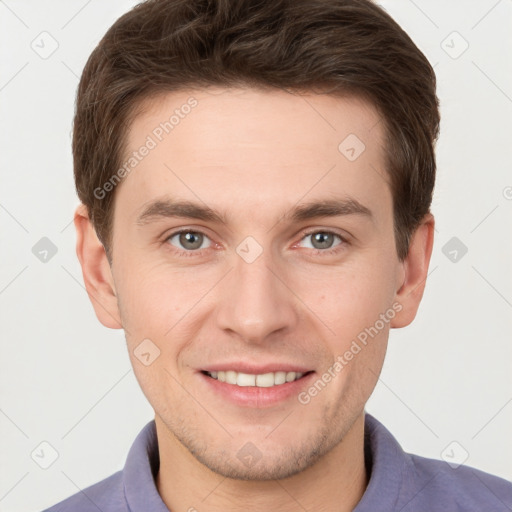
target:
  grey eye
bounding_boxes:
[168,231,210,251]
[300,231,342,250]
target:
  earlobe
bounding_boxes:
[391,213,435,328]
[74,203,122,329]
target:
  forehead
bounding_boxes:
[115,87,390,226]
[131,86,384,154]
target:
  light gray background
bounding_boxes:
[1,1,511,511]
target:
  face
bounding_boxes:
[97,87,410,479]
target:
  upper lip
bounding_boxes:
[200,362,313,374]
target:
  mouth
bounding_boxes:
[201,369,313,388]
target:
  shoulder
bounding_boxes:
[41,419,164,512]
[362,414,512,511]
[400,451,512,511]
[42,470,126,512]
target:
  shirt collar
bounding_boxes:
[123,412,405,511]
[123,419,169,512]
[354,412,405,511]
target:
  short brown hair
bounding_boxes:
[73,0,440,263]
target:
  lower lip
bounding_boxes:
[198,371,315,408]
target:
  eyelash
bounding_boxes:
[163,228,349,258]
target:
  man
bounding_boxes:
[44,0,512,510]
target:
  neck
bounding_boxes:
[155,412,368,512]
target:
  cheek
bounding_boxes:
[115,263,193,408]
[301,258,398,336]
[114,255,196,333]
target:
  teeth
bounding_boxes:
[286,371,297,382]
[207,370,305,387]
[274,371,286,385]
[256,373,275,387]
[225,370,237,385]
[237,373,256,386]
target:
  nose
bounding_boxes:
[215,246,299,344]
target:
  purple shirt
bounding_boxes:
[43,413,512,511]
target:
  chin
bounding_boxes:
[178,427,342,481]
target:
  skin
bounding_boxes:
[75,87,434,512]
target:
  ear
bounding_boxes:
[391,213,435,328]
[74,203,122,329]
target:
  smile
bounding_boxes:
[203,370,309,387]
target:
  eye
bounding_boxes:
[164,228,347,257]
[166,230,212,252]
[298,230,345,252]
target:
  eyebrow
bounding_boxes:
[135,196,372,227]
